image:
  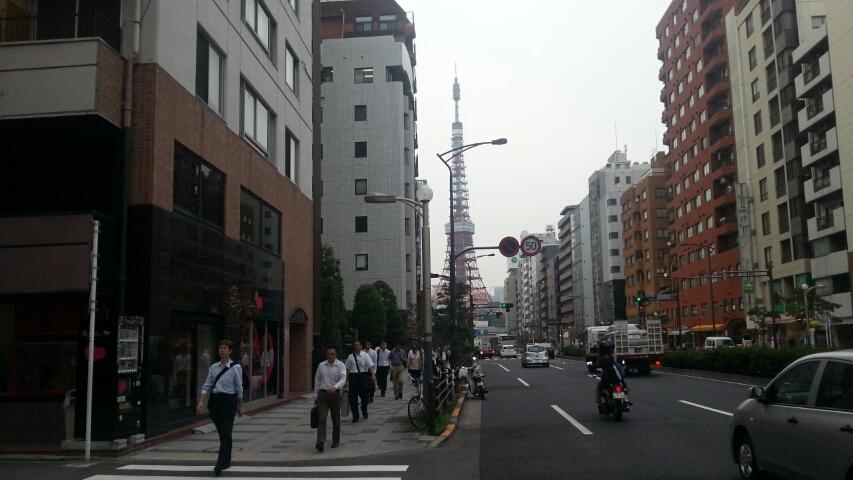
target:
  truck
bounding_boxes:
[585,320,664,375]
[585,326,610,372]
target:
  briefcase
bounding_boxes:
[310,403,319,429]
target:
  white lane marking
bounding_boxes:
[654,370,757,387]
[93,476,401,480]
[516,377,530,387]
[679,400,733,417]
[118,465,409,473]
[550,365,565,370]
[497,364,510,372]
[550,405,594,435]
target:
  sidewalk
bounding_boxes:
[129,391,432,462]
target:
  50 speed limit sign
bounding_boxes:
[520,235,542,257]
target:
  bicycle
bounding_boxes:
[407,373,426,430]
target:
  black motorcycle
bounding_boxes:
[598,382,631,421]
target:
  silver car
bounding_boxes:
[730,350,853,479]
[521,345,549,368]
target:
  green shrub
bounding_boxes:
[662,347,824,377]
[560,346,586,358]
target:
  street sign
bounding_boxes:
[520,235,542,257]
[498,236,520,257]
[744,281,754,293]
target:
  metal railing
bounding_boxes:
[810,134,828,155]
[803,61,821,84]
[0,7,120,50]
[817,214,834,231]
[814,173,832,191]
[806,96,824,119]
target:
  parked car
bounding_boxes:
[499,345,517,359]
[522,345,549,368]
[537,343,555,359]
[729,350,853,480]
[705,336,735,349]
[478,348,494,359]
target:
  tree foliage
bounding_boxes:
[319,245,345,348]
[373,280,406,345]
[783,286,840,322]
[352,284,386,343]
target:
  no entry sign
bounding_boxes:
[499,236,520,258]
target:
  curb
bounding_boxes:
[429,393,465,448]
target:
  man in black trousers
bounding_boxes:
[197,339,243,475]
[345,341,375,423]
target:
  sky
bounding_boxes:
[395,0,673,292]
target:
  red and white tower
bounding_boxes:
[440,74,491,306]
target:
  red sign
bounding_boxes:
[499,236,520,257]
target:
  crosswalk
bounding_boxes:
[81,463,410,480]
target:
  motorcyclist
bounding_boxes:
[595,337,627,404]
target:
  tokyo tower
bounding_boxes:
[440,73,492,307]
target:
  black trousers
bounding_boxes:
[348,372,369,419]
[209,393,238,468]
[376,366,390,394]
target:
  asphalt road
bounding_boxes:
[0,359,761,480]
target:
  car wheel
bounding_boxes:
[735,434,761,479]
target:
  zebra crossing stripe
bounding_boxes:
[118,464,409,473]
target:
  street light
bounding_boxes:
[669,241,717,337]
[802,283,825,348]
[436,138,506,366]
[364,184,436,435]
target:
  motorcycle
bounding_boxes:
[598,381,631,421]
[461,356,486,399]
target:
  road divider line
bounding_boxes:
[516,377,530,387]
[550,405,593,435]
[497,364,510,372]
[118,465,409,473]
[654,370,755,387]
[679,400,733,417]
[550,365,565,370]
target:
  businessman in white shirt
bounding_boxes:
[314,345,347,452]
[345,341,375,423]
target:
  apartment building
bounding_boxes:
[538,242,560,343]
[558,205,577,345]
[657,0,745,341]
[319,0,417,310]
[504,255,522,336]
[571,197,596,331]
[588,150,651,324]
[621,153,675,327]
[0,0,316,449]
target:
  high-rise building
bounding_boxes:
[558,205,578,345]
[657,0,744,340]
[571,197,596,330]
[504,254,522,336]
[588,150,650,324]
[319,0,418,310]
[0,0,315,448]
[538,233,560,343]
[621,153,676,328]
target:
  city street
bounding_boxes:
[1,358,765,480]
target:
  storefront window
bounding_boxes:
[168,329,194,421]
[240,319,280,401]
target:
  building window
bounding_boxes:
[607,198,617,206]
[775,167,786,198]
[355,216,368,233]
[609,232,619,239]
[321,66,333,83]
[354,105,367,121]
[608,215,618,223]
[355,179,367,195]
[780,239,792,263]
[772,132,783,162]
[751,79,760,102]
[759,178,768,201]
[655,208,668,219]
[811,16,826,28]
[355,254,369,271]
[355,16,372,31]
[746,12,754,36]
[240,189,281,254]
[610,249,620,256]
[611,266,621,273]
[406,253,411,272]
[285,44,298,93]
[705,189,712,202]
[278,130,296,181]
[614,176,620,184]
[173,143,225,229]
[777,202,789,233]
[626,176,632,184]
[196,30,224,113]
[354,141,367,158]
[405,218,411,236]
[761,212,771,235]
[753,111,763,134]
[379,14,396,30]
[654,188,668,198]
[748,47,757,70]
[243,0,274,54]
[756,144,766,168]
[242,82,272,154]
[354,67,374,83]
[764,246,773,269]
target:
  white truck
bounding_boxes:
[586,320,664,375]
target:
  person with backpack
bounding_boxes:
[197,339,243,476]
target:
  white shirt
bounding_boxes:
[366,347,378,365]
[314,359,347,393]
[345,351,375,374]
[407,350,422,370]
[375,347,391,367]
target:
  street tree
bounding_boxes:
[373,280,406,345]
[319,245,345,348]
[784,286,840,344]
[352,284,386,343]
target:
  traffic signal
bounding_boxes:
[634,292,646,305]
[500,302,514,312]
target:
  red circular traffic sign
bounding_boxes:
[499,236,520,257]
[520,235,542,257]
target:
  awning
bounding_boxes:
[667,328,691,336]
[689,324,725,333]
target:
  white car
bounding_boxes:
[521,345,549,368]
[705,336,735,349]
[499,345,517,358]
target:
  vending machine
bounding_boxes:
[115,315,144,436]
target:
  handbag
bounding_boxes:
[310,402,319,429]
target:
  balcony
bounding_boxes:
[795,52,831,97]
[798,88,834,131]
[804,165,841,203]
[801,127,838,167]
[807,207,845,240]
[0,39,123,126]
[810,250,848,280]
[824,293,853,319]
[0,5,121,50]
[792,24,827,63]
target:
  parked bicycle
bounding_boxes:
[407,373,426,430]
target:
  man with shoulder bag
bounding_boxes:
[313,345,346,452]
[197,339,243,476]
[345,341,375,423]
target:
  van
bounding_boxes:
[704,336,735,349]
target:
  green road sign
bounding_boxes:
[744,281,754,293]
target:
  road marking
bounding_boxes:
[550,405,594,435]
[118,465,409,473]
[679,400,733,417]
[497,364,510,372]
[92,476,402,480]
[654,370,757,387]
[550,365,565,370]
[516,377,530,387]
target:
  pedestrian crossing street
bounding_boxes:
[80,463,410,480]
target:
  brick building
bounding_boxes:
[0,0,317,450]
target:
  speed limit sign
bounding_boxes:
[520,235,542,257]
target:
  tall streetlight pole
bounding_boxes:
[437,138,506,366]
[670,241,717,337]
[364,184,436,434]
[802,283,824,348]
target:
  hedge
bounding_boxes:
[560,346,586,358]
[662,347,824,378]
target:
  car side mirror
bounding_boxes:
[749,386,765,402]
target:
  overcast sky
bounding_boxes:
[395,0,672,292]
